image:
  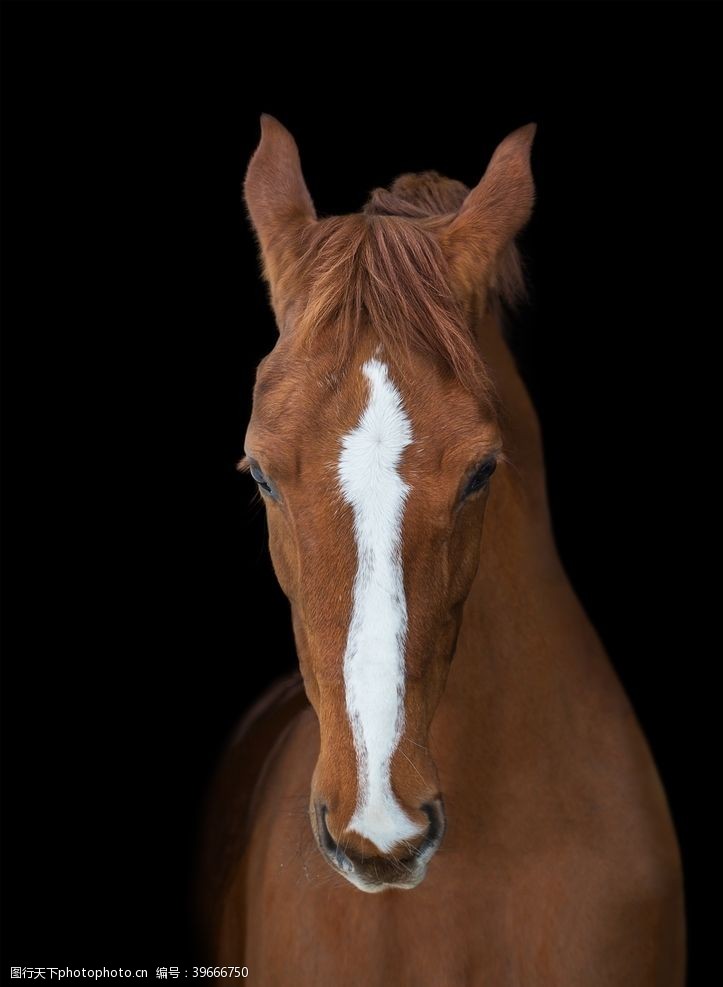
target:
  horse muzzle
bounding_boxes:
[312,798,446,893]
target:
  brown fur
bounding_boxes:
[364,170,528,311]
[286,213,491,395]
[200,118,685,984]
[197,674,307,951]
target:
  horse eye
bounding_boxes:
[462,457,497,499]
[250,462,274,497]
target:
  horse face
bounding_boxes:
[245,336,500,890]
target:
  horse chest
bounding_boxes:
[241,813,564,987]
[238,815,679,987]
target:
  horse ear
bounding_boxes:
[244,115,316,297]
[441,124,536,294]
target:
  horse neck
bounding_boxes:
[432,305,615,774]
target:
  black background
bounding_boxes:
[2,1,715,981]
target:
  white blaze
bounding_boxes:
[337,358,423,854]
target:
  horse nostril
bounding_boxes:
[316,803,336,853]
[415,798,446,859]
[315,803,354,874]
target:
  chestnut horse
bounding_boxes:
[199,117,685,984]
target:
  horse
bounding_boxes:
[198,116,685,985]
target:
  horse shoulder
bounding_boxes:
[196,673,310,959]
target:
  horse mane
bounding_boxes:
[285,171,525,394]
[365,171,526,310]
